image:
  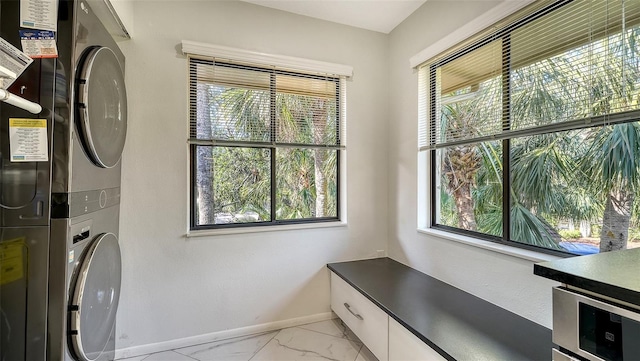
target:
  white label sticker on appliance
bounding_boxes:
[0,37,33,89]
[68,249,75,264]
[20,0,58,32]
[19,30,58,59]
[9,118,48,162]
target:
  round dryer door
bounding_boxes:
[69,233,122,361]
[76,46,127,168]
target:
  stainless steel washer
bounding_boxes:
[49,205,121,361]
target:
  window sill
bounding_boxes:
[417,228,563,263]
[186,221,348,238]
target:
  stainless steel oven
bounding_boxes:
[553,287,640,361]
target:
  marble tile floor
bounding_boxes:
[117,319,378,361]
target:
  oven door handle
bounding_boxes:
[552,348,581,361]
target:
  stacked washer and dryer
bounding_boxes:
[0,0,127,360]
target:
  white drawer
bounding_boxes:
[389,317,446,361]
[330,272,388,361]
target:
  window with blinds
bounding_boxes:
[189,57,344,229]
[419,0,640,256]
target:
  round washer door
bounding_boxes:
[76,46,127,168]
[69,233,122,361]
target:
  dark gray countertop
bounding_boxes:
[328,257,552,361]
[534,247,640,305]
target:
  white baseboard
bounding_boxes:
[115,312,336,359]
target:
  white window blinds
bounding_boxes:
[189,58,345,150]
[419,0,640,151]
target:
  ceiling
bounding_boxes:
[240,0,428,34]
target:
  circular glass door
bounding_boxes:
[69,233,121,361]
[76,46,127,168]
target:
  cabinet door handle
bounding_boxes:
[344,302,364,320]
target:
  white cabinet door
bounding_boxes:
[108,0,134,36]
[330,272,389,361]
[389,317,446,361]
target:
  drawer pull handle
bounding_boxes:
[344,302,364,320]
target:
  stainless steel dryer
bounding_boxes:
[51,0,127,219]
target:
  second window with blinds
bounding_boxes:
[189,59,343,229]
[420,0,640,256]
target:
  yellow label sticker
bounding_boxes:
[9,118,46,128]
[0,238,25,286]
[9,118,48,162]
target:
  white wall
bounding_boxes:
[116,1,388,350]
[115,0,565,352]
[387,1,560,328]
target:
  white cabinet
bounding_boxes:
[330,272,389,361]
[388,317,446,361]
[108,0,133,37]
[331,272,447,361]
[85,0,132,39]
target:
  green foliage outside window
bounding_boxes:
[433,14,640,255]
[191,61,341,228]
